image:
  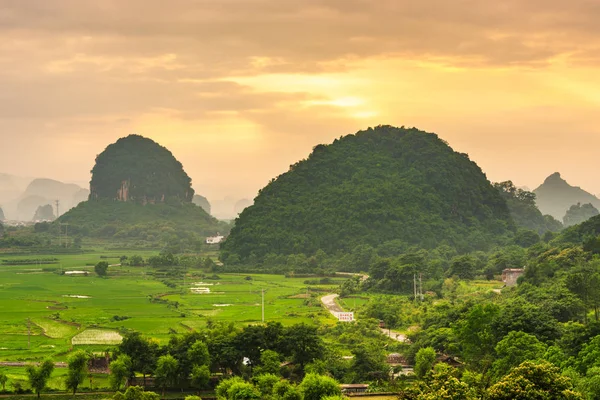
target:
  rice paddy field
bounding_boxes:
[0,251,346,364]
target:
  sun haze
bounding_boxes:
[1,0,599,201]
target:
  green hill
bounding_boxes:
[221,125,515,263]
[90,134,194,203]
[557,214,600,247]
[58,135,226,244]
[58,199,227,239]
[494,181,562,234]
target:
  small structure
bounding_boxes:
[336,312,354,322]
[89,352,111,373]
[386,353,407,365]
[436,354,462,367]
[206,234,225,244]
[341,384,369,394]
[502,268,524,286]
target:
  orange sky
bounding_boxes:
[1,0,599,201]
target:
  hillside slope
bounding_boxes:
[59,134,225,241]
[221,125,515,262]
[90,134,194,203]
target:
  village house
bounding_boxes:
[502,268,525,286]
[206,234,225,244]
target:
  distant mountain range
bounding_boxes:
[533,173,600,221]
[0,175,90,221]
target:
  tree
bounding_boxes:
[416,364,478,400]
[566,261,600,323]
[65,350,89,395]
[188,340,211,368]
[113,386,160,400]
[415,347,436,379]
[110,355,132,390]
[282,323,324,369]
[129,255,144,266]
[226,381,261,400]
[95,261,109,276]
[299,373,342,400]
[487,361,583,399]
[577,335,600,374]
[253,374,279,396]
[272,380,302,400]
[492,331,547,378]
[216,377,245,400]
[253,350,281,376]
[26,359,54,398]
[0,371,7,391]
[350,343,389,382]
[190,365,210,392]
[447,255,477,280]
[155,355,179,396]
[514,229,541,248]
[118,332,158,384]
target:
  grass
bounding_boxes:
[0,366,111,391]
[0,252,345,363]
[71,330,123,345]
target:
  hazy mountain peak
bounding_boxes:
[534,173,600,220]
[543,172,564,184]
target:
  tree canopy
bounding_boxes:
[222,125,514,263]
[90,134,194,204]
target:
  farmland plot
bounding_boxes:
[71,329,123,345]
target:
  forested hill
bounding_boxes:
[56,134,226,243]
[221,125,515,263]
[90,134,194,204]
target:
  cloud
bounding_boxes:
[1,0,600,198]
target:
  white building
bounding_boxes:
[206,234,225,244]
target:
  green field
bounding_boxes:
[0,252,346,363]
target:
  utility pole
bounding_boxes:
[419,273,423,301]
[413,274,417,301]
[55,200,60,219]
[261,289,265,322]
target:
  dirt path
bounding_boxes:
[0,361,67,367]
[320,292,408,343]
[321,293,344,317]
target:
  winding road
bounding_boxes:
[320,292,407,342]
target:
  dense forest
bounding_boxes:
[56,199,229,245]
[493,181,563,234]
[564,203,600,228]
[222,126,515,264]
[89,135,195,203]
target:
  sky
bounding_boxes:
[1,0,600,201]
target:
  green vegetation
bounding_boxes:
[564,203,599,227]
[89,134,194,203]
[192,195,211,215]
[0,251,342,363]
[26,359,54,398]
[57,200,229,246]
[222,125,515,264]
[494,181,562,234]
